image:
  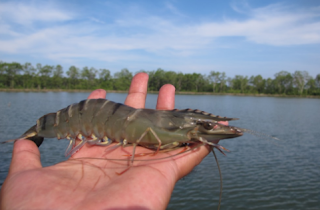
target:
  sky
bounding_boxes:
[0,0,319,79]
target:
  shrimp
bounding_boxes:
[12,98,243,158]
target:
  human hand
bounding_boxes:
[0,72,220,210]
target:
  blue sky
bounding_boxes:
[0,0,319,78]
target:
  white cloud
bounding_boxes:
[0,2,72,26]
[194,4,320,45]
[165,2,186,18]
[0,1,319,66]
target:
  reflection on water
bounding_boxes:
[0,92,319,209]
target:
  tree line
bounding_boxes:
[0,61,319,95]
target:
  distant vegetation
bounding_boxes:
[0,61,319,96]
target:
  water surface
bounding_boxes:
[0,92,319,209]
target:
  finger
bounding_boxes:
[210,121,228,144]
[219,121,228,126]
[9,139,42,174]
[177,119,229,177]
[88,89,106,99]
[175,145,211,180]
[124,72,149,108]
[173,103,228,179]
[156,84,175,110]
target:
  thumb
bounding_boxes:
[9,139,42,174]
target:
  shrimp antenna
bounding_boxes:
[0,139,16,144]
[239,128,280,141]
[212,147,222,210]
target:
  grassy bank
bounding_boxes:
[1,88,320,98]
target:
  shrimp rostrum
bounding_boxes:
[15,98,243,159]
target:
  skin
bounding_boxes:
[0,72,226,210]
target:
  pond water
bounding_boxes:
[0,92,319,209]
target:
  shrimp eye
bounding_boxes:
[203,122,213,130]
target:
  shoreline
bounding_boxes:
[1,88,319,98]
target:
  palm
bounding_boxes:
[3,145,182,209]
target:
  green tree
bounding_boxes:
[39,65,53,77]
[293,70,310,95]
[305,74,320,95]
[53,65,63,77]
[113,68,132,90]
[219,72,227,93]
[0,62,22,88]
[181,73,205,92]
[293,71,310,95]
[66,66,80,89]
[305,77,316,95]
[52,65,64,89]
[315,74,320,89]
[274,71,293,94]
[81,67,98,89]
[164,71,177,88]
[181,73,193,91]
[194,73,206,92]
[39,65,54,89]
[0,61,5,88]
[1,61,319,96]
[232,75,248,93]
[227,77,233,90]
[175,72,184,91]
[265,78,275,94]
[22,62,36,88]
[209,71,220,92]
[99,68,112,89]
[152,68,166,91]
[249,75,265,94]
